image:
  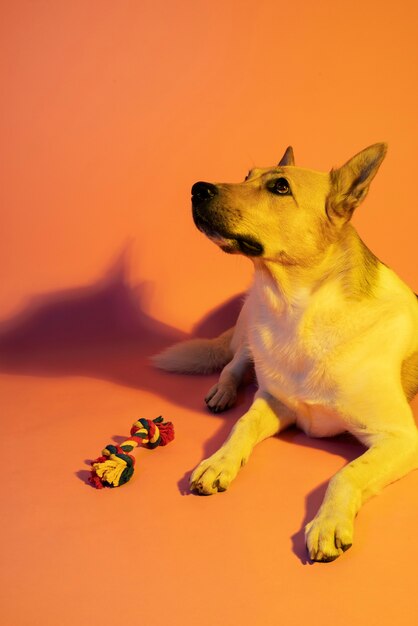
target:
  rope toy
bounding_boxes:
[89,416,174,489]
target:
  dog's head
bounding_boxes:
[192,144,387,266]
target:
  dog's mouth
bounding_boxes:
[234,237,264,256]
[210,233,264,256]
[193,210,263,257]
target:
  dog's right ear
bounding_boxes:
[326,143,387,223]
[278,146,295,166]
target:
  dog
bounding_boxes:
[153,144,418,562]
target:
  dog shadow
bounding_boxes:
[0,246,243,411]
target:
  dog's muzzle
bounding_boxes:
[191,181,220,234]
[191,180,264,257]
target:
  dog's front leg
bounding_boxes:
[191,391,295,494]
[306,408,418,562]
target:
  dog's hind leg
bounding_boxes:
[205,342,252,412]
[205,298,252,412]
[401,350,418,401]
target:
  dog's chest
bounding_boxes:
[247,297,345,436]
[249,310,332,396]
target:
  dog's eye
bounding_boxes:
[244,171,251,181]
[267,177,291,195]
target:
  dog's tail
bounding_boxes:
[152,327,234,374]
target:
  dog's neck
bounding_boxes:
[252,225,378,310]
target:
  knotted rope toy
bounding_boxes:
[89,416,174,489]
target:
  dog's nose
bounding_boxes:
[191,181,218,204]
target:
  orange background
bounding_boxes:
[1,1,417,625]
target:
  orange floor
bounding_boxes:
[1,2,418,625]
[1,288,418,626]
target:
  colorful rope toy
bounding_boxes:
[89,416,175,489]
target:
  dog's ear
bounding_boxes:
[278,146,295,166]
[326,143,387,222]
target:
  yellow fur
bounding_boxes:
[156,144,418,562]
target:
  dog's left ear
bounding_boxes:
[326,143,387,222]
[278,146,295,166]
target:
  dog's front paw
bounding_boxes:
[305,514,353,562]
[205,382,237,413]
[190,451,242,494]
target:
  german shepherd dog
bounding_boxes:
[154,144,418,562]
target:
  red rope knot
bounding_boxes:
[89,416,175,488]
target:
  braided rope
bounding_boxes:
[89,416,174,489]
